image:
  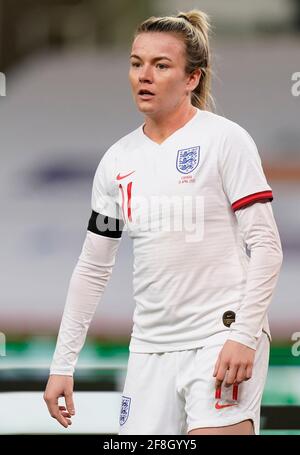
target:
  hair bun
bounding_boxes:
[177,13,192,24]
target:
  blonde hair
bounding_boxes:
[134,10,214,111]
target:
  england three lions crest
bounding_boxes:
[119,395,131,426]
[176,146,200,174]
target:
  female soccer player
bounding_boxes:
[44,10,283,435]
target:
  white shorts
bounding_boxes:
[118,331,270,435]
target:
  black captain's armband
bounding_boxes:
[87,210,124,238]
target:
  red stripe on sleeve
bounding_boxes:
[232,190,273,211]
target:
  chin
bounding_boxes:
[136,103,156,114]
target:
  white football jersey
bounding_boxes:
[91,109,273,353]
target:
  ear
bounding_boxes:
[186,68,201,92]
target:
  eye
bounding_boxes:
[131,62,141,67]
[157,63,168,69]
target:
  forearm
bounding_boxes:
[227,202,283,349]
[50,230,121,375]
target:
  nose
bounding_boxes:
[138,64,153,84]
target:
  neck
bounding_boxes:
[143,103,197,145]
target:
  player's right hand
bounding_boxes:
[43,375,75,428]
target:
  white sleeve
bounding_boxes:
[49,231,121,375]
[227,201,283,350]
[91,152,122,220]
[219,124,273,211]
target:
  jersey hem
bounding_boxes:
[129,331,231,353]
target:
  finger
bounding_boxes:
[215,361,228,389]
[61,411,72,418]
[246,365,253,380]
[57,414,71,428]
[56,415,72,427]
[225,365,239,387]
[65,392,75,416]
[213,355,221,377]
[45,398,59,418]
[58,405,71,416]
[235,366,247,384]
[48,402,70,428]
[62,416,72,421]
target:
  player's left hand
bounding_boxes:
[213,339,255,389]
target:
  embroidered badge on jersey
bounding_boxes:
[176,146,200,174]
[222,310,236,327]
[119,395,131,425]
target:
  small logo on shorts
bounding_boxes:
[116,171,135,180]
[222,310,236,328]
[215,401,238,410]
[119,395,131,425]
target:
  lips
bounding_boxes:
[138,89,155,96]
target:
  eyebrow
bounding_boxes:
[130,54,173,62]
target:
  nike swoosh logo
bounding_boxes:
[116,171,135,180]
[215,401,238,410]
